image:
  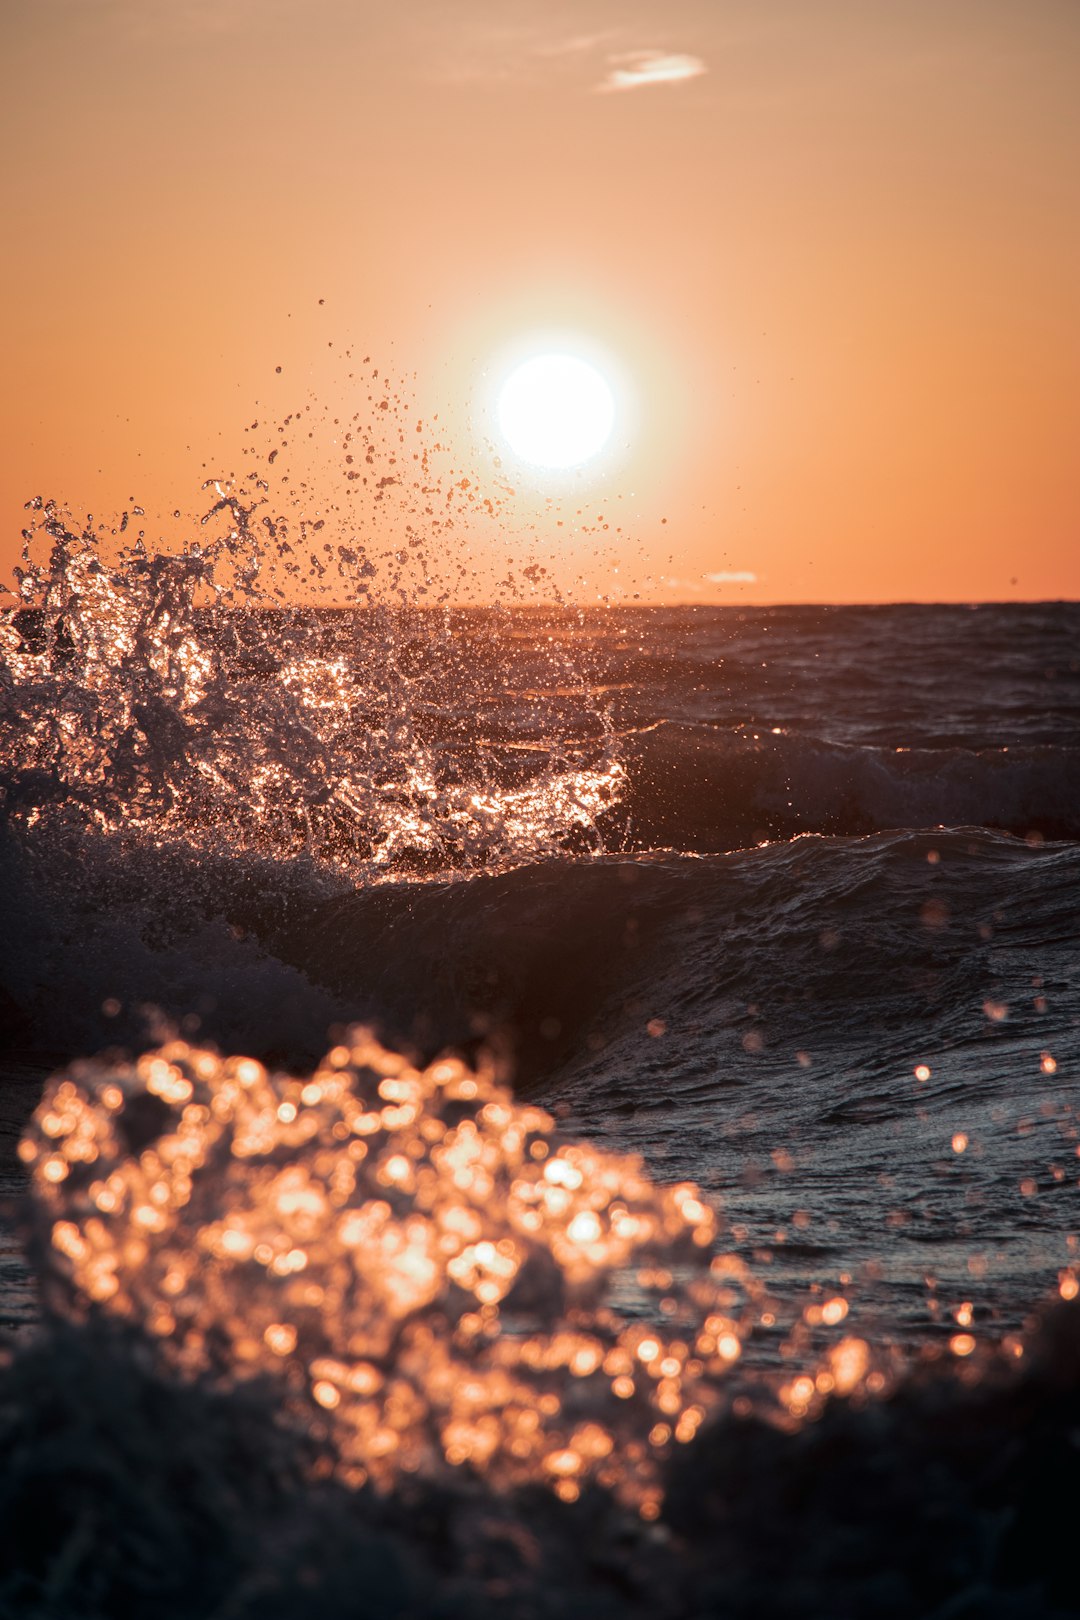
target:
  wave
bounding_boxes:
[601,721,1080,850]
[4,813,1073,1357]
[0,503,621,885]
[4,510,1076,896]
[267,828,1079,1342]
[4,816,1074,1088]
[284,826,1078,1078]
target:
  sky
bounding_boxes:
[2,0,1078,604]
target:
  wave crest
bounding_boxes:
[1,499,622,879]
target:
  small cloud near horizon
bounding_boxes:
[659,571,758,594]
[595,51,708,94]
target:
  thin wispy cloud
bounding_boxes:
[704,571,757,584]
[594,50,708,95]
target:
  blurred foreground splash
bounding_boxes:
[7,1035,1080,1620]
[20,1029,874,1518]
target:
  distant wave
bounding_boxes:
[601,722,1080,850]
[285,826,1074,1069]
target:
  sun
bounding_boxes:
[496,353,616,470]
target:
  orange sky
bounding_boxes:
[2,0,1078,603]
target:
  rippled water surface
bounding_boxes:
[1,499,1078,1500]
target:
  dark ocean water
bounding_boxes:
[3,566,1078,1343]
[2,520,1080,1609]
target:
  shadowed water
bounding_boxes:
[1,487,1078,1546]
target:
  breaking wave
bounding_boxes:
[1,498,623,884]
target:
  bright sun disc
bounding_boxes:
[497,354,615,470]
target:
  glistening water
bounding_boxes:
[1,426,1078,1530]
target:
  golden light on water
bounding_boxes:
[3,498,629,881]
[23,1032,736,1509]
[19,1031,927,1512]
[21,1027,1074,1509]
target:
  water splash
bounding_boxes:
[19,1019,1074,1523]
[1,474,624,881]
[22,1033,716,1511]
[18,1033,912,1515]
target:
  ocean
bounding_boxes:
[1,509,1078,1614]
